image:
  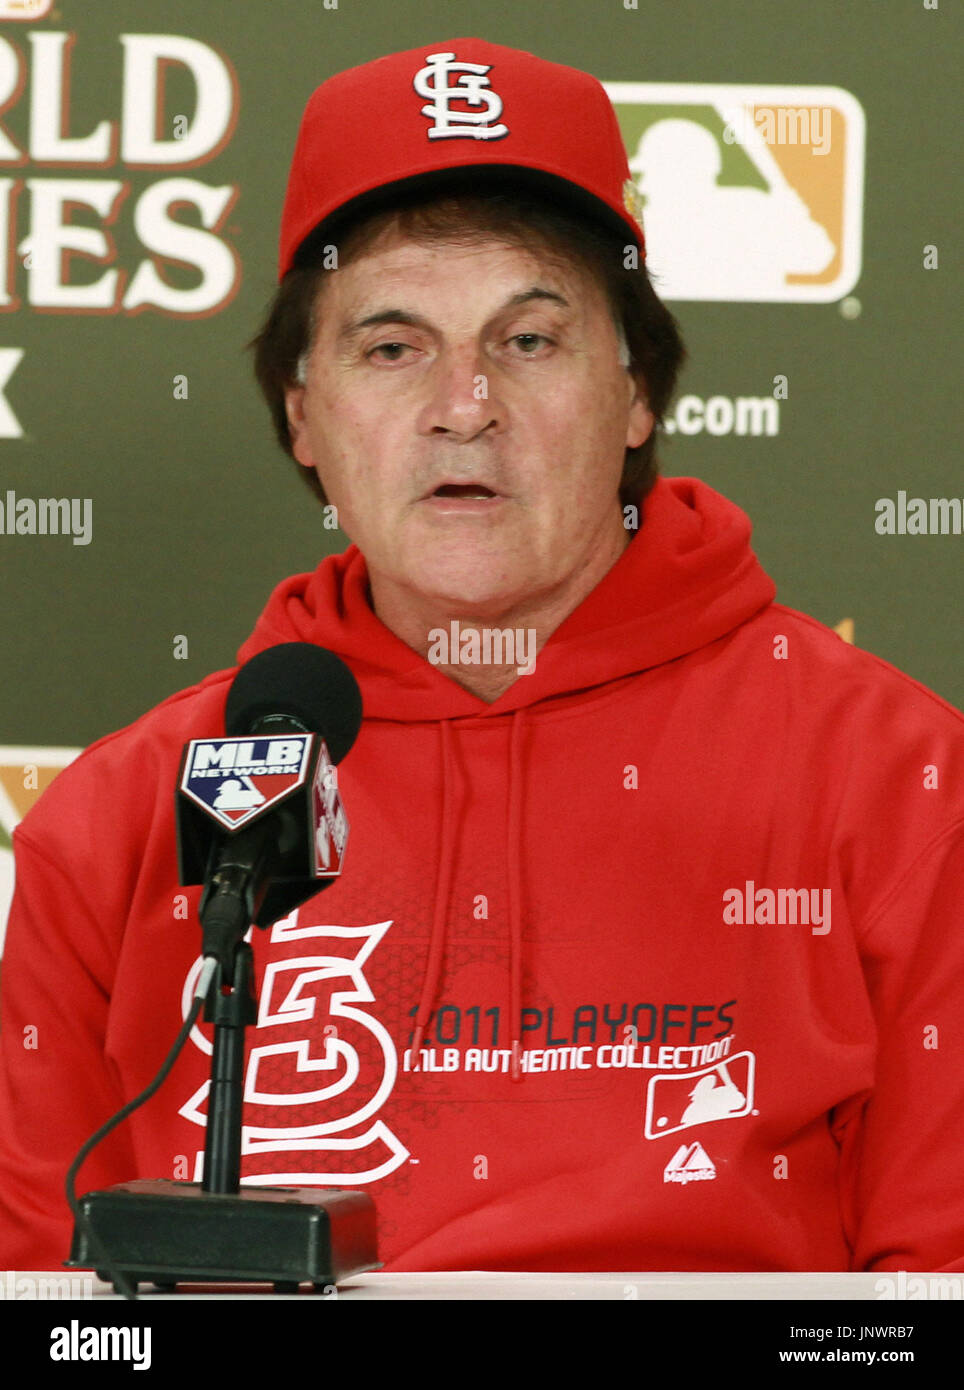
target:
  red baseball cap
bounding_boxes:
[278,37,645,281]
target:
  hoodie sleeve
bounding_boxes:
[836,818,964,1272]
[0,828,136,1271]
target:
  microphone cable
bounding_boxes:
[64,955,219,1302]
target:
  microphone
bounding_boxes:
[175,643,363,967]
[224,641,362,755]
[65,644,378,1291]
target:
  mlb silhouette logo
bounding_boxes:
[605,82,865,302]
[645,1050,755,1139]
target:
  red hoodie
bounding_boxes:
[1,475,963,1273]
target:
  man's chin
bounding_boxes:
[416,584,525,618]
[397,561,533,614]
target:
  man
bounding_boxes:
[1,38,963,1274]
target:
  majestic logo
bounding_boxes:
[180,910,407,1185]
[606,82,865,302]
[413,50,509,141]
[664,1141,716,1185]
[645,1052,755,1139]
[179,734,312,830]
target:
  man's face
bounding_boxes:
[284,226,653,618]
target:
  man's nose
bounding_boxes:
[417,343,501,438]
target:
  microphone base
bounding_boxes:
[66,1178,380,1294]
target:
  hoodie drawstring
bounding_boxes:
[506,709,526,1081]
[409,718,460,1067]
[410,710,528,1082]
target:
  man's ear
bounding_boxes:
[283,382,314,469]
[626,373,655,450]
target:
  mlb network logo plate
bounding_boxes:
[605,82,865,302]
[180,735,312,831]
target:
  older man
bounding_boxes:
[282,223,651,704]
[1,39,962,1276]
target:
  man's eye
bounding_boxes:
[367,342,412,361]
[509,334,551,353]
[365,335,551,361]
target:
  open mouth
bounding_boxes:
[431,483,498,500]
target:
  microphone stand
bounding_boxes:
[202,942,256,1197]
[67,929,379,1295]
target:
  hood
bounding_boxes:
[236,475,776,1080]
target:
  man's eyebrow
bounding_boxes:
[336,287,572,343]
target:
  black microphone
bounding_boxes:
[224,641,362,755]
[176,643,363,968]
[65,644,378,1289]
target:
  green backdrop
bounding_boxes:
[0,0,959,758]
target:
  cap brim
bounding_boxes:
[290,163,641,270]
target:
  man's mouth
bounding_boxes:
[431,483,498,500]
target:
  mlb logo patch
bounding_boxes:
[604,82,865,302]
[179,735,311,831]
[645,1051,755,1139]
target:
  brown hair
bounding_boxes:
[249,176,686,512]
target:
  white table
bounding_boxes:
[12,1269,935,1299]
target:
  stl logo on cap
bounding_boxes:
[606,81,865,302]
[413,50,509,140]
